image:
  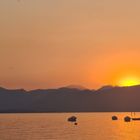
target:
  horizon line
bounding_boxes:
[1,84,140,92]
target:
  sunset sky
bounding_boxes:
[1,0,140,89]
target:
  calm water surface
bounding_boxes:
[0,113,140,140]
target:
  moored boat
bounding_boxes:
[124,116,131,122]
[112,116,118,120]
[67,116,77,122]
[132,118,140,121]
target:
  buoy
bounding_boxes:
[124,116,131,122]
[112,116,118,120]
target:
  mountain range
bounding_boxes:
[0,85,140,112]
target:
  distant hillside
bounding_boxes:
[63,85,87,90]
[1,85,140,112]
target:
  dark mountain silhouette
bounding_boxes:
[64,85,87,90]
[97,85,115,91]
[1,85,140,112]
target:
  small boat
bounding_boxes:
[112,116,118,120]
[124,116,131,122]
[132,118,140,121]
[130,112,140,121]
[67,116,77,122]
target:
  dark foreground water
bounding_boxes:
[0,113,140,140]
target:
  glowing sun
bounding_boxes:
[118,76,140,87]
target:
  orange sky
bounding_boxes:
[1,0,140,89]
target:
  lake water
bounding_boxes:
[0,113,140,140]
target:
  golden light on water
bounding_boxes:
[118,76,140,87]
